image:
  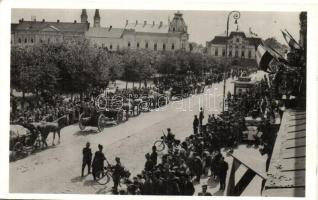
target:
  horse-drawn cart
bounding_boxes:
[10,124,41,161]
[79,107,126,132]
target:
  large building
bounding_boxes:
[11,9,189,52]
[11,17,89,45]
[206,31,261,63]
[85,9,189,51]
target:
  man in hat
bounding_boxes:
[81,142,92,177]
[198,185,212,196]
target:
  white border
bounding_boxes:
[1,0,317,200]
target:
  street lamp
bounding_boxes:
[223,11,241,112]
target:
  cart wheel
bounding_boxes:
[95,170,111,185]
[154,140,165,152]
[98,114,106,132]
[79,113,86,131]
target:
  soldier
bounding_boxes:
[198,185,212,196]
[112,157,124,192]
[218,156,229,190]
[193,115,199,134]
[81,142,92,177]
[199,107,204,127]
[150,146,158,166]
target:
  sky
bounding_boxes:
[11,9,301,45]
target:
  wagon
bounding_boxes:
[78,107,126,132]
[10,124,41,161]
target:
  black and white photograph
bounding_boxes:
[0,1,317,199]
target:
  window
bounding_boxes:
[248,50,252,58]
[241,51,245,58]
[128,42,131,48]
[235,50,238,57]
[173,27,175,32]
[24,38,27,43]
[189,44,193,51]
[18,38,21,43]
[222,48,226,56]
[229,50,232,57]
[110,44,113,50]
[40,39,43,43]
[154,43,157,51]
[163,44,166,51]
[145,42,148,49]
[137,42,140,48]
[31,38,34,43]
[48,38,50,43]
[215,48,218,56]
[171,43,175,50]
[236,38,239,43]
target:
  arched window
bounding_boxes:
[215,48,218,56]
[31,38,34,43]
[173,27,175,32]
[137,42,140,48]
[145,42,148,49]
[24,38,27,43]
[163,44,166,51]
[241,51,245,58]
[18,38,21,43]
[128,42,131,48]
[222,48,226,56]
[154,43,157,51]
[171,43,174,50]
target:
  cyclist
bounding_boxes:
[166,128,175,149]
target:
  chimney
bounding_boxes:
[57,19,60,23]
[159,21,163,27]
[144,20,147,26]
[74,20,77,23]
[42,19,45,22]
[31,16,36,22]
[109,25,112,31]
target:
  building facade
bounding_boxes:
[11,18,89,45]
[85,10,189,51]
[206,31,261,63]
[11,9,190,51]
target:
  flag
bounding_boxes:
[256,44,275,71]
[281,30,301,50]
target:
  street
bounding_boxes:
[10,79,234,194]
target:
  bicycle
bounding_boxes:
[153,132,179,152]
[95,164,131,185]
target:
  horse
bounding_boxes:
[31,115,68,147]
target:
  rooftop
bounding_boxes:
[12,20,89,33]
[85,27,124,38]
[125,22,170,34]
